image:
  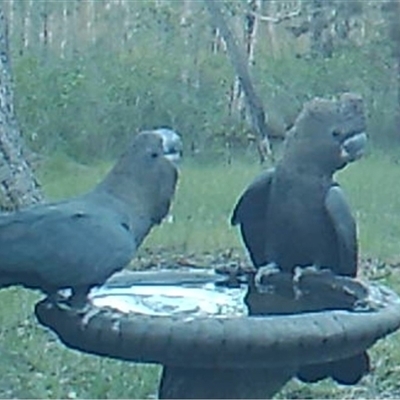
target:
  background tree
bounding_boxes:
[0,6,42,210]
[382,0,400,128]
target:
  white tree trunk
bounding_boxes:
[180,0,192,85]
[266,0,279,56]
[60,0,68,57]
[86,0,95,44]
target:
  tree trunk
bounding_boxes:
[229,0,261,124]
[180,0,192,86]
[6,0,14,39]
[0,8,43,210]
[383,0,400,127]
[390,1,400,114]
[265,1,283,57]
[60,0,68,58]
[309,0,327,58]
[245,0,261,66]
[86,0,95,45]
[40,0,49,58]
[204,0,272,162]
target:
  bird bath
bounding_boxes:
[35,267,400,399]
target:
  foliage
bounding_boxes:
[5,0,398,163]
[12,46,235,162]
[257,44,398,147]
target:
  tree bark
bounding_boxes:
[245,0,261,66]
[229,0,262,124]
[382,0,400,126]
[309,0,329,58]
[389,1,400,113]
[266,1,279,56]
[0,8,43,210]
[180,0,192,86]
[40,0,49,58]
[60,0,68,58]
[204,0,272,162]
[86,0,95,45]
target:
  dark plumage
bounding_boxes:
[0,131,179,305]
[231,93,368,384]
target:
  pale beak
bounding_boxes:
[341,132,367,162]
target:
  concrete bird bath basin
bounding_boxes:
[34,267,400,399]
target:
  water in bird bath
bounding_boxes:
[89,281,248,317]
[87,267,400,319]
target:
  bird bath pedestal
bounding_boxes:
[35,268,400,399]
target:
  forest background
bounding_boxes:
[3,0,400,162]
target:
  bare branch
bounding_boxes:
[249,8,301,24]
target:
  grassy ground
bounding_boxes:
[0,149,400,398]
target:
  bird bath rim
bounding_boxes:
[35,268,400,369]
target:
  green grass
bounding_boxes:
[38,154,266,255]
[1,150,400,398]
[339,151,400,262]
[38,150,400,262]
